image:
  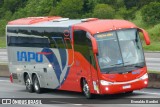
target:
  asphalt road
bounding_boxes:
[0,49,160,71]
[145,52,160,71]
[0,49,7,64]
[0,77,160,107]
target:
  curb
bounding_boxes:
[144,51,160,53]
[148,73,160,88]
[0,65,10,77]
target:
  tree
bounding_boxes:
[124,0,160,9]
[141,2,160,25]
[98,0,125,9]
[2,0,27,13]
[82,0,98,13]
[54,0,83,18]
[0,19,7,36]
[12,0,54,19]
[92,4,115,19]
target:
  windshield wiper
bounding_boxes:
[134,65,143,68]
[109,63,123,67]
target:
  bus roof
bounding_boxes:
[8,17,138,35]
[73,19,137,35]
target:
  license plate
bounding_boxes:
[123,85,131,89]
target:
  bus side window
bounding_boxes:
[51,37,65,49]
[49,38,57,48]
[7,36,49,48]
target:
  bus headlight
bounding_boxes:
[140,73,148,80]
[100,80,112,86]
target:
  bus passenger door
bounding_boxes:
[73,30,99,93]
[86,33,100,94]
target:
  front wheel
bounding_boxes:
[82,79,93,99]
[33,75,42,93]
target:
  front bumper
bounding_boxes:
[100,78,148,94]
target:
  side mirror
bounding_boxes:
[92,38,98,54]
[86,32,98,54]
[138,28,150,45]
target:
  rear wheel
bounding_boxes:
[33,75,42,93]
[25,75,33,93]
[82,79,93,99]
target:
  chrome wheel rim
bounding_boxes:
[26,78,31,90]
[34,79,39,91]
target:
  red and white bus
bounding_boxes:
[7,17,150,98]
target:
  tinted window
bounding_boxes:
[7,27,72,49]
[7,36,50,47]
[50,37,65,49]
[74,30,90,62]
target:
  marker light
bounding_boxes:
[144,81,148,85]
[140,73,148,80]
[16,68,22,71]
[48,64,52,68]
[100,80,112,86]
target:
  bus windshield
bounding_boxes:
[95,29,145,74]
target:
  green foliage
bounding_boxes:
[147,24,160,42]
[0,19,7,37]
[0,37,6,48]
[131,10,149,29]
[0,0,27,19]
[0,0,160,51]
[82,0,98,13]
[98,0,125,10]
[124,0,159,9]
[141,2,160,25]
[143,42,160,51]
[116,7,136,20]
[12,0,54,19]
[54,0,83,18]
[93,4,115,19]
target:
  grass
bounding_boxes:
[0,37,6,48]
[148,70,160,74]
[143,24,160,51]
[143,42,160,51]
[132,11,160,52]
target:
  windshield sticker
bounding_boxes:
[97,33,113,38]
[107,33,113,36]
[117,60,122,64]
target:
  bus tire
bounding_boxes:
[33,75,41,93]
[25,75,34,93]
[82,79,93,99]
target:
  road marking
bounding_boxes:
[0,80,10,82]
[146,58,160,61]
[72,104,83,106]
[0,52,7,54]
[147,63,160,66]
[135,91,160,96]
[50,100,83,106]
